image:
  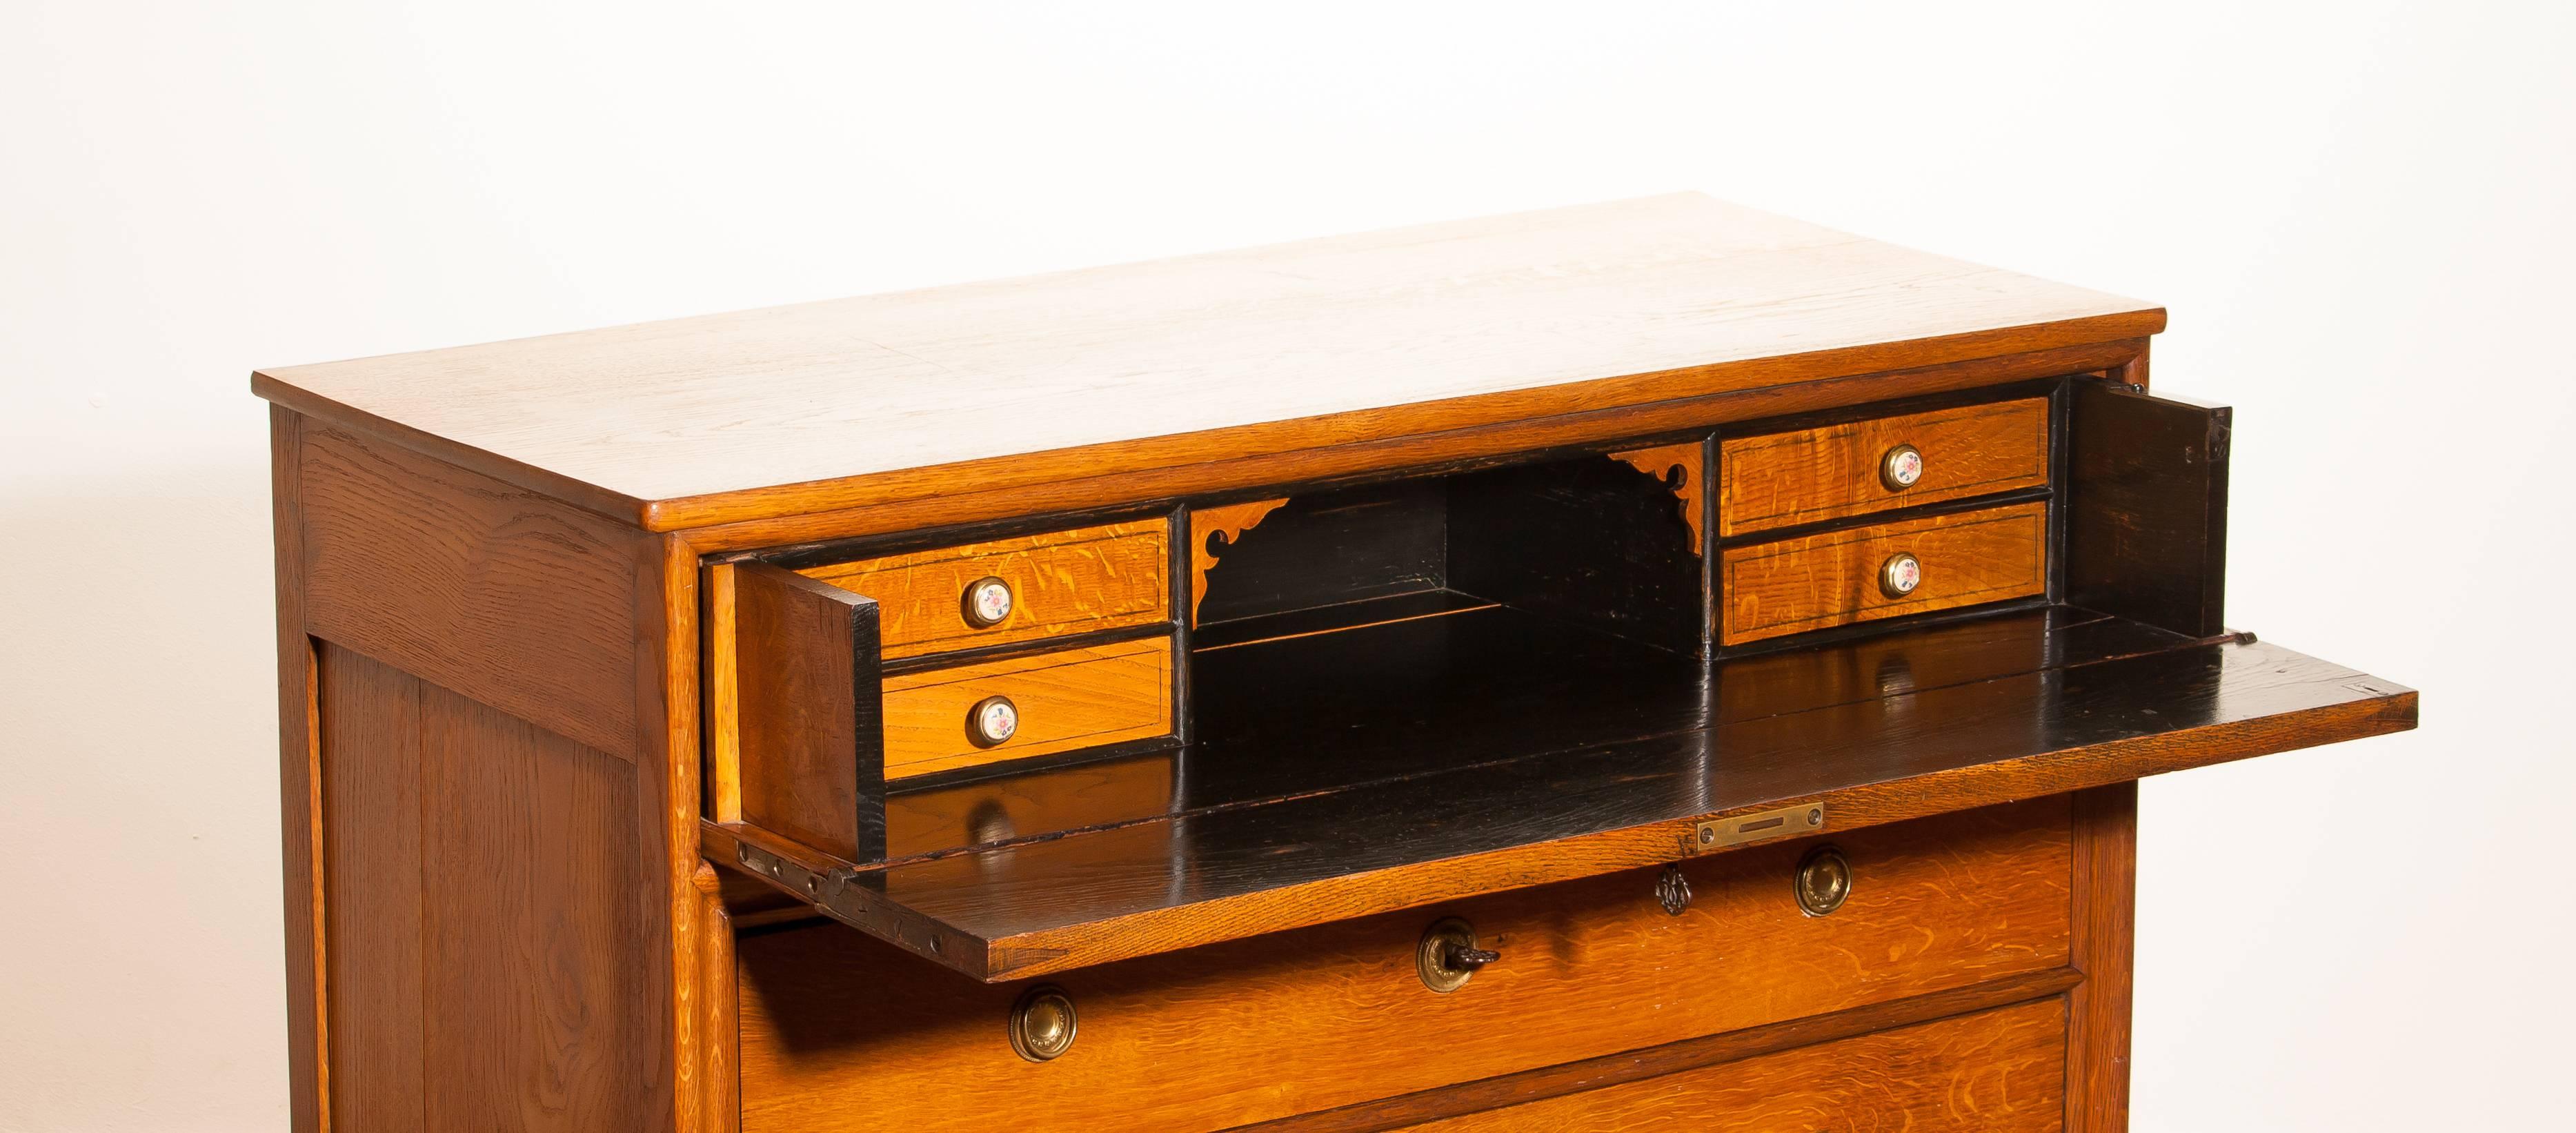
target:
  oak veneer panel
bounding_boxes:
[881,638,1172,778]
[800,519,1169,659]
[296,424,646,760]
[255,195,2159,529]
[316,644,425,1133]
[737,800,2071,1132]
[1392,998,2066,1132]
[1721,500,2048,644]
[1719,395,2050,535]
[418,679,660,1132]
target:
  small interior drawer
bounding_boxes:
[1720,500,2048,645]
[799,519,1169,660]
[882,638,1173,780]
[1718,397,2049,537]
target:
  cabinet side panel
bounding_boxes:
[299,424,644,760]
[418,681,662,1130]
[316,644,426,1132]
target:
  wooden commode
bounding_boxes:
[257,193,2416,1131]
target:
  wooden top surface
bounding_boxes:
[253,193,2160,531]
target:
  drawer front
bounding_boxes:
[1392,998,2065,1132]
[881,638,1173,779]
[1721,500,2048,645]
[735,797,2072,1132]
[800,519,1169,660]
[1719,397,2050,537]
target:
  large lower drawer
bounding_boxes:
[733,797,2073,1132]
[1391,998,2066,1132]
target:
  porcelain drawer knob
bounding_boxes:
[1880,443,1925,491]
[967,695,1020,747]
[962,575,1015,627]
[1879,552,1923,598]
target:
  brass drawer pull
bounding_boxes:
[1007,985,1078,1062]
[1879,442,1925,491]
[1879,552,1922,598]
[960,575,1015,628]
[967,694,1020,747]
[1795,845,1852,916]
[1417,917,1498,993]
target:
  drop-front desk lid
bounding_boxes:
[703,605,2411,983]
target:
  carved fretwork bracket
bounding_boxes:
[1609,443,1705,554]
[1189,498,1289,624]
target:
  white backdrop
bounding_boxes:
[3,3,2566,1129]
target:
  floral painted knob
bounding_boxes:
[961,575,1015,628]
[1879,443,1925,491]
[1879,552,1923,599]
[967,695,1020,747]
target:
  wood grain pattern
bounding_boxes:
[1608,442,1706,552]
[800,519,1168,658]
[1719,396,2050,535]
[1189,499,1287,624]
[316,644,426,1133]
[2067,382,2229,638]
[1390,998,2065,1132]
[254,195,2161,530]
[270,408,328,1133]
[297,424,646,760]
[736,800,2072,1132]
[1721,500,2049,644]
[691,866,740,1133]
[1248,969,2081,1132]
[2066,782,2138,1132]
[670,337,2147,553]
[882,638,1173,778]
[729,561,883,863]
[417,678,661,1131]
[708,633,2411,981]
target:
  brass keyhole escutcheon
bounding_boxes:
[1794,845,1852,917]
[1417,917,1499,993]
[1008,985,1078,1062]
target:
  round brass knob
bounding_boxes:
[967,695,1019,747]
[1879,443,1925,491]
[961,575,1015,628]
[1794,845,1852,916]
[1416,917,1498,993]
[1007,985,1078,1062]
[1879,552,1923,598]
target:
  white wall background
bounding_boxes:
[3,2,2566,1128]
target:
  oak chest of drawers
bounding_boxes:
[257,193,2415,1131]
